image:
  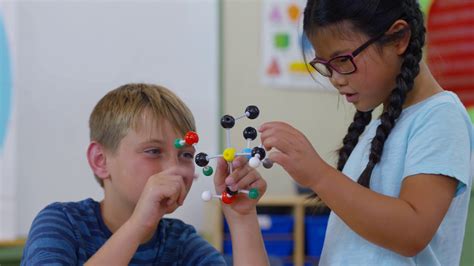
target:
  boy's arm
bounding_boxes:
[84,219,142,265]
[224,209,268,266]
[86,167,190,265]
[214,157,269,266]
[21,205,78,265]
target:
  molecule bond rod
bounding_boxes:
[235,114,247,121]
[226,129,231,149]
[235,152,251,157]
[228,162,233,174]
[207,154,223,160]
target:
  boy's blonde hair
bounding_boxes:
[89,83,196,186]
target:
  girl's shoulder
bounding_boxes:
[402,91,470,124]
[399,91,473,148]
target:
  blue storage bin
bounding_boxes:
[264,238,293,256]
[223,233,293,257]
[223,214,295,257]
[223,238,232,254]
[224,214,294,234]
[305,215,329,258]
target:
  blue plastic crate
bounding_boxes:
[224,214,294,234]
[264,238,293,256]
[223,234,293,257]
[305,215,329,258]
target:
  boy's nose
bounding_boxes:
[163,156,180,168]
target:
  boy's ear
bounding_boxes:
[87,141,110,179]
[387,19,411,56]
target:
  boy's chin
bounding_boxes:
[164,203,181,214]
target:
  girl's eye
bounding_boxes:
[335,57,350,63]
[145,148,162,155]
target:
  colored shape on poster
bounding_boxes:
[274,33,290,49]
[287,4,300,23]
[267,58,281,76]
[289,61,314,74]
[270,6,282,23]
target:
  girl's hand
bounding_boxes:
[213,156,267,217]
[259,121,325,188]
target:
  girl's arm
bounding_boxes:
[314,162,457,256]
[260,121,458,257]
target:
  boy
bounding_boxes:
[21,83,268,265]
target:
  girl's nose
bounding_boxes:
[330,71,348,88]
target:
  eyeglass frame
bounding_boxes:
[309,31,386,77]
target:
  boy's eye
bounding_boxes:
[144,148,162,155]
[181,152,195,160]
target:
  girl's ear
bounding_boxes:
[387,19,411,56]
[87,141,110,180]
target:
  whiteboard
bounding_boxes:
[15,0,218,236]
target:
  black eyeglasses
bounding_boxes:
[309,32,385,77]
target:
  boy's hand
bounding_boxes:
[129,167,189,241]
[214,156,267,217]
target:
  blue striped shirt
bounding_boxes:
[21,198,226,265]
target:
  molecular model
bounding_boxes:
[175,105,273,205]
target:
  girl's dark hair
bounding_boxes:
[304,0,426,188]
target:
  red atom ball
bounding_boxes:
[184,131,199,145]
[221,192,235,204]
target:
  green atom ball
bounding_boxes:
[249,188,259,199]
[203,166,214,176]
[174,139,184,149]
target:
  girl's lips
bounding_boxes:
[345,93,358,103]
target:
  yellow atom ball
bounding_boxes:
[223,148,236,162]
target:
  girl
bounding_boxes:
[257,0,472,264]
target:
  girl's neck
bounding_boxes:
[403,61,444,109]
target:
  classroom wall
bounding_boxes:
[15,0,219,237]
[222,0,356,196]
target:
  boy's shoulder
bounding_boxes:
[34,198,100,232]
[41,198,98,217]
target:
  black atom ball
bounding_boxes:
[251,147,266,160]
[220,115,235,129]
[243,126,257,140]
[245,105,260,119]
[226,186,238,196]
[195,152,209,167]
